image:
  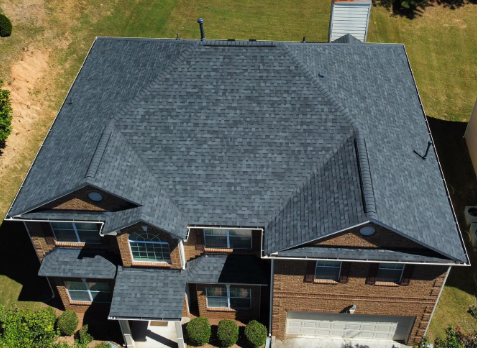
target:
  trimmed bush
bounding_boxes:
[77,324,94,346]
[56,310,79,336]
[186,317,211,346]
[217,320,239,347]
[244,320,267,348]
[0,14,12,37]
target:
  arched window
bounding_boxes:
[128,231,171,263]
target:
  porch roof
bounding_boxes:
[38,248,117,279]
[187,254,269,286]
[109,267,187,321]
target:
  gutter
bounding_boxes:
[108,316,180,321]
[262,255,467,266]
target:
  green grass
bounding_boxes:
[1,0,477,339]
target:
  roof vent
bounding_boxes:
[414,140,432,161]
[359,226,375,236]
[197,18,206,41]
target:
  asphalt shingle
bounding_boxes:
[38,248,117,279]
[109,267,187,320]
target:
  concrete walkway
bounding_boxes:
[131,321,178,348]
[274,337,411,348]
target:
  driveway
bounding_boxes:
[273,337,412,348]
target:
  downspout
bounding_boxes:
[23,222,55,300]
[424,266,451,337]
[179,240,186,270]
[269,259,275,336]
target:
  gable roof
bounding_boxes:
[5,38,467,264]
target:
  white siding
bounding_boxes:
[329,3,371,42]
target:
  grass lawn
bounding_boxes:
[0,0,477,343]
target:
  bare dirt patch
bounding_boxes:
[1,47,53,171]
[1,0,47,27]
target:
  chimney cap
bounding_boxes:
[197,18,204,24]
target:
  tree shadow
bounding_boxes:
[427,116,477,295]
[82,307,123,344]
[373,0,476,19]
[0,220,53,304]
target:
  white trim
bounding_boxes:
[262,255,467,266]
[204,228,253,250]
[424,266,452,337]
[127,239,171,264]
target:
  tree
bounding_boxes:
[0,81,13,145]
[0,306,59,348]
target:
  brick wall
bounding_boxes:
[184,229,262,262]
[25,222,119,261]
[195,284,261,323]
[310,223,426,250]
[272,260,448,344]
[51,277,114,314]
[37,186,135,212]
[117,223,182,269]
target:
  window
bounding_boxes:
[206,286,251,310]
[64,280,111,303]
[315,261,342,281]
[50,222,100,244]
[377,263,405,283]
[128,231,171,263]
[204,229,252,249]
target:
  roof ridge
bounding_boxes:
[280,43,377,219]
[85,119,115,179]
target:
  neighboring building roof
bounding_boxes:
[109,267,187,320]
[6,37,467,264]
[38,248,117,279]
[276,247,454,263]
[332,34,362,44]
[187,254,269,285]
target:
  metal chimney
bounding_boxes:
[197,18,206,41]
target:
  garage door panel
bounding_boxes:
[286,312,414,342]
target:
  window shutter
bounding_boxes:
[304,261,316,283]
[366,263,379,285]
[195,229,204,251]
[400,265,414,286]
[339,262,351,283]
[44,224,56,245]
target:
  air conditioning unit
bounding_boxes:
[471,223,477,247]
[465,206,477,225]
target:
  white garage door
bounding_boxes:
[286,312,415,341]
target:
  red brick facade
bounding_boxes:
[272,260,448,344]
[309,223,426,250]
[35,186,136,212]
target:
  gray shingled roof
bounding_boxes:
[109,267,186,320]
[332,34,362,44]
[277,247,453,263]
[6,37,466,264]
[187,254,269,285]
[38,248,117,279]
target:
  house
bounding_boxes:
[4,33,469,347]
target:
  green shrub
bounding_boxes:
[0,305,58,348]
[217,320,239,347]
[56,310,78,336]
[244,320,267,348]
[186,317,211,346]
[76,324,93,347]
[0,14,12,37]
[0,81,13,144]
